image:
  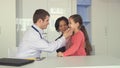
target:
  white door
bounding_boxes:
[91,0,108,56]
[91,0,120,58]
[107,0,120,58]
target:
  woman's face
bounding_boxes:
[58,20,68,33]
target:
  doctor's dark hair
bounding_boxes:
[69,14,92,55]
[33,9,50,23]
[55,16,69,32]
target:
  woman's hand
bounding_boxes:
[57,52,64,57]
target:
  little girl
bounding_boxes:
[58,14,91,57]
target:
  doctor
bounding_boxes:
[16,9,73,59]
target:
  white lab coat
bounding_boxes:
[16,24,66,59]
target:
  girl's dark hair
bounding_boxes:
[55,16,69,32]
[33,9,50,23]
[69,14,92,55]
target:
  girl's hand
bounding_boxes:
[57,52,64,57]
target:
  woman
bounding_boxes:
[55,16,69,54]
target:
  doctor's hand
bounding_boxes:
[63,28,73,39]
[57,52,64,57]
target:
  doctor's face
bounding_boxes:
[41,16,50,29]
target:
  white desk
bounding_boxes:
[0,56,120,68]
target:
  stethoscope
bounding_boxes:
[31,25,43,39]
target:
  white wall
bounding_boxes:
[0,0,16,57]
[91,0,120,58]
[16,0,48,18]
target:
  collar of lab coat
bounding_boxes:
[32,24,44,35]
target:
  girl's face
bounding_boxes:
[58,20,68,33]
[69,18,79,30]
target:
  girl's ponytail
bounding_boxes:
[80,25,92,55]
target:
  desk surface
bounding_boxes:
[0,56,120,68]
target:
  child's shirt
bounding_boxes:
[63,30,86,56]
